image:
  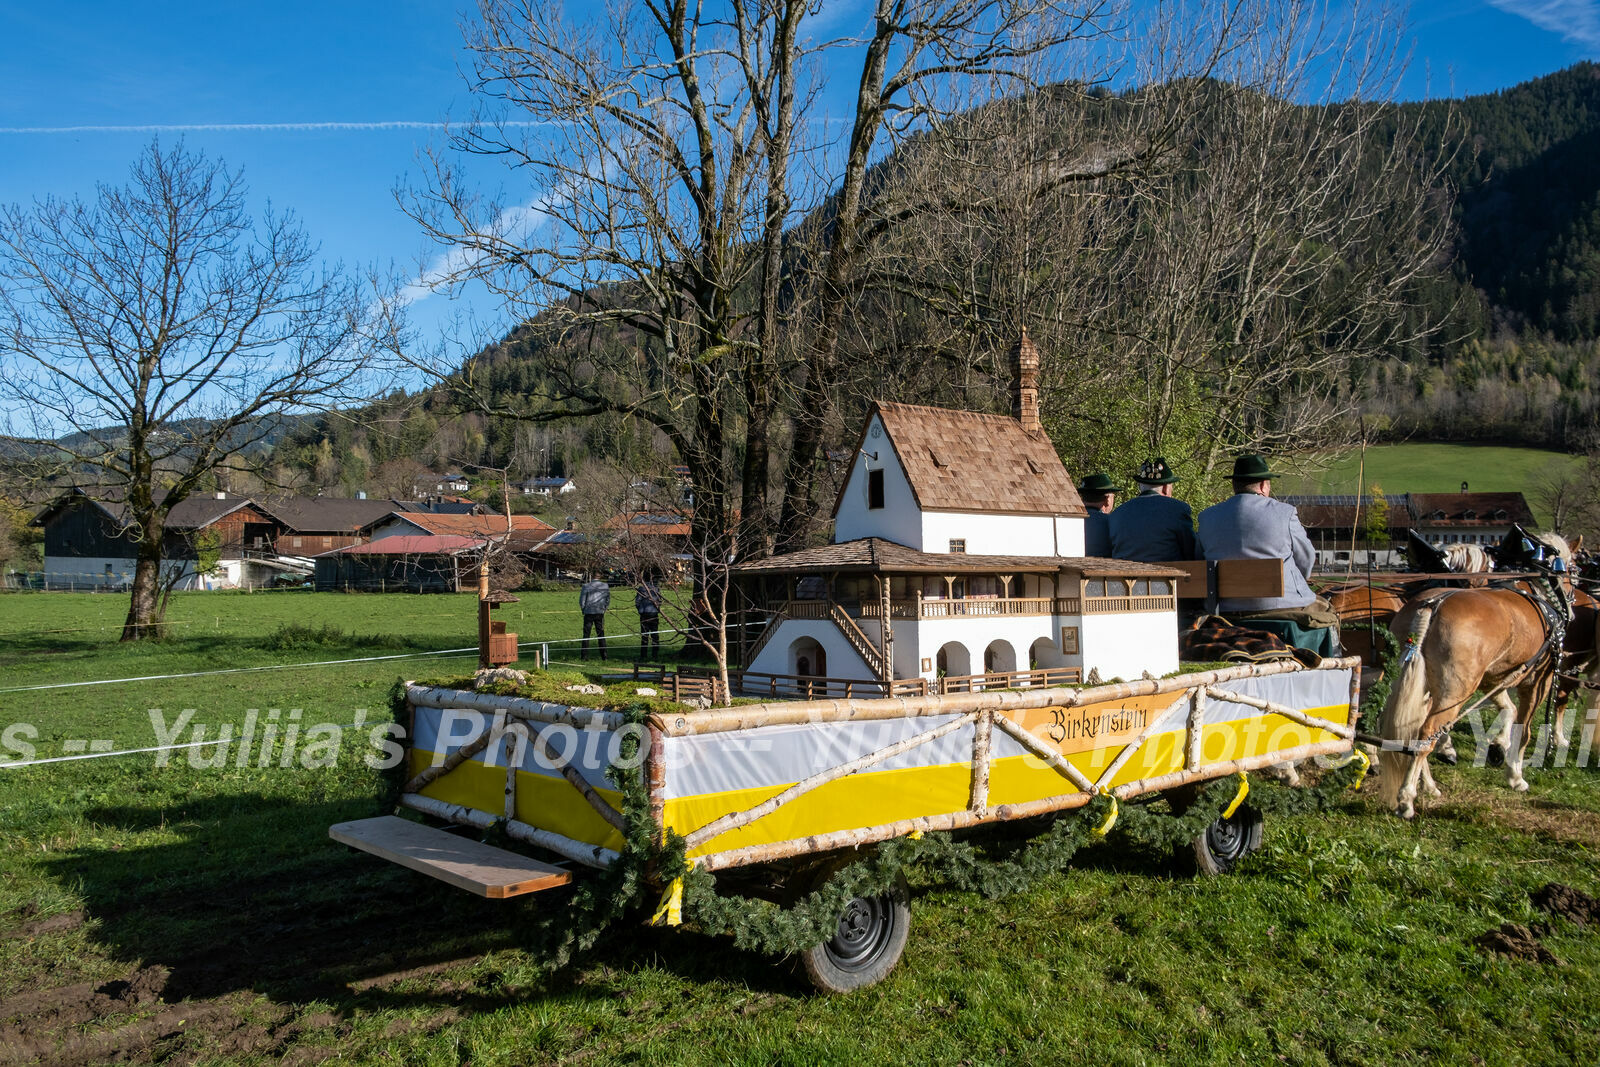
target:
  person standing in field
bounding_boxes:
[1108,458,1196,562]
[579,573,611,660]
[635,572,663,660]
[1076,472,1118,557]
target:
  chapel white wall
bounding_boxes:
[1075,611,1179,680]
[833,414,923,548]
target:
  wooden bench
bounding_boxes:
[331,816,573,899]
[1171,559,1285,616]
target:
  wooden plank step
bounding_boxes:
[330,816,573,899]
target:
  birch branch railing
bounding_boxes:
[402,688,632,866]
[399,659,1362,875]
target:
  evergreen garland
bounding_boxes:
[494,703,686,972]
[404,691,1372,966]
[677,760,1370,957]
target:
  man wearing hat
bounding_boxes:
[1077,472,1119,557]
[1108,457,1196,562]
[1198,454,1337,650]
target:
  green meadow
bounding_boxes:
[1279,443,1582,528]
[1,591,1598,1064]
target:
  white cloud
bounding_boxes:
[399,199,555,306]
[1486,0,1600,52]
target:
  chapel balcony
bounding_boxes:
[770,594,1080,621]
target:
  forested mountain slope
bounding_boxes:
[266,64,1600,500]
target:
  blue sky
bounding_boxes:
[2,0,1597,357]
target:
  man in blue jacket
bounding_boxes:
[1197,453,1338,652]
[1077,472,1118,557]
[1108,458,1196,562]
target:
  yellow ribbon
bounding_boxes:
[1222,772,1250,820]
[649,877,683,927]
[1348,748,1371,791]
[1092,793,1119,837]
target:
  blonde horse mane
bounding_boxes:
[1442,544,1495,573]
[1539,532,1574,566]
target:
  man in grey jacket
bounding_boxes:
[1108,458,1196,562]
[1197,454,1338,651]
[579,573,611,660]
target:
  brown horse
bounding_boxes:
[1489,584,1600,755]
[1378,587,1556,818]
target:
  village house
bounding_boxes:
[1282,490,1537,568]
[360,510,555,543]
[253,496,402,555]
[732,335,1181,692]
[315,511,558,591]
[515,476,577,497]
[31,489,278,590]
[1409,491,1536,546]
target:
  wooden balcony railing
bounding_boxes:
[731,671,900,700]
[936,666,1082,693]
[774,595,1104,621]
[1080,595,1176,615]
[780,599,831,620]
[730,666,1083,700]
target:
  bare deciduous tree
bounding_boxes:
[1536,452,1600,542]
[406,0,1114,565]
[843,1,1454,504]
[1043,1,1455,492]
[0,140,396,638]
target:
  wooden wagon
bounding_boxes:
[332,657,1361,990]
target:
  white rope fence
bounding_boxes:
[0,619,762,694]
[0,617,767,772]
[0,715,377,770]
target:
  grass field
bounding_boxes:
[4,591,1600,1064]
[1278,444,1583,528]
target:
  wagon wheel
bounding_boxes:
[1192,804,1264,876]
[798,867,911,994]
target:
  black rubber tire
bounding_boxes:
[1193,804,1264,876]
[799,870,911,993]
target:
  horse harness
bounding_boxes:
[1353,569,1573,758]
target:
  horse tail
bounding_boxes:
[1377,602,1438,808]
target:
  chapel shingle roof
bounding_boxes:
[732,537,1183,578]
[841,401,1085,518]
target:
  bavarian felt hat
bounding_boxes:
[1230,453,1279,482]
[1134,457,1178,485]
[1076,472,1119,494]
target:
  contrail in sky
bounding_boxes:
[1485,0,1600,51]
[0,120,545,134]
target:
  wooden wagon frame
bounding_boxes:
[333,656,1361,990]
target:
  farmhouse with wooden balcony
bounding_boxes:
[732,335,1181,694]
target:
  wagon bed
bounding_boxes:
[333,658,1360,987]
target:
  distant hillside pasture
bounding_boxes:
[1279,443,1582,528]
